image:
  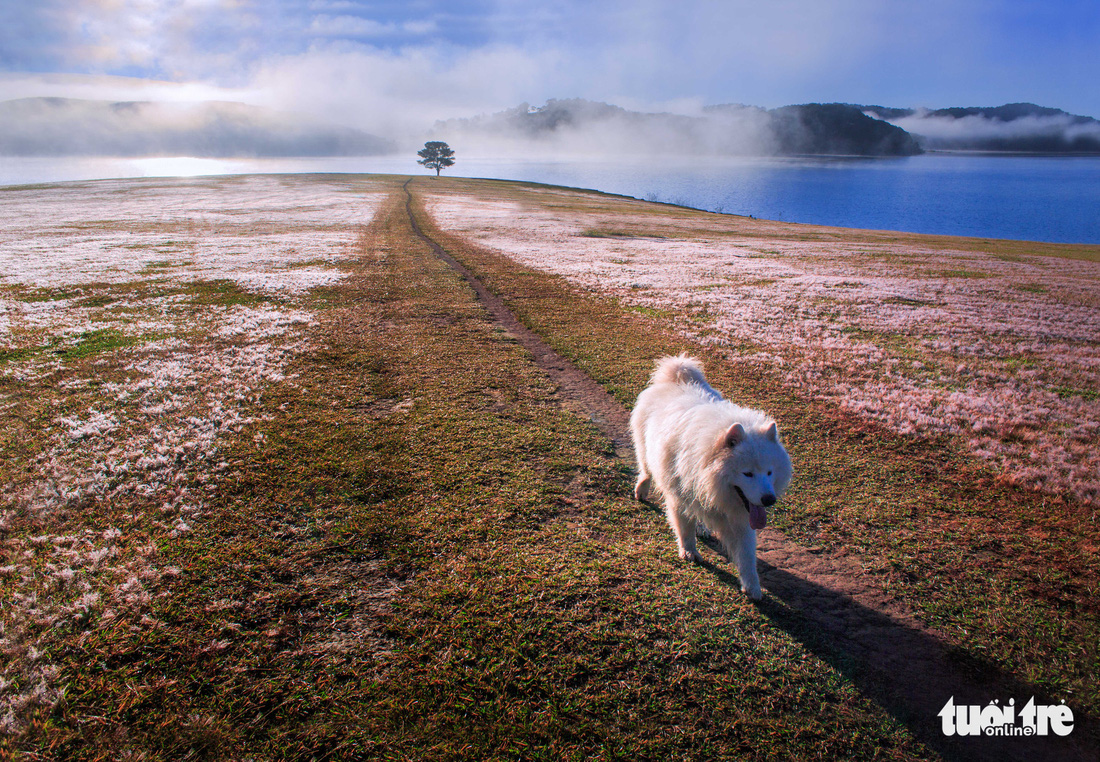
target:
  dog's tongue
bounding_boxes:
[749,503,767,530]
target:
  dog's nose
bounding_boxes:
[761,494,776,507]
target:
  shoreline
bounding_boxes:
[3,169,1100,252]
[2,149,1100,245]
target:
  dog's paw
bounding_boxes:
[679,548,703,564]
[634,476,651,502]
[742,584,763,601]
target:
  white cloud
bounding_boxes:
[2,0,1097,141]
[308,15,438,38]
[251,43,566,141]
[307,0,365,10]
[1,0,262,81]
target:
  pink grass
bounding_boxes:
[428,194,1100,509]
[0,176,382,732]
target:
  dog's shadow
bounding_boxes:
[687,532,1095,762]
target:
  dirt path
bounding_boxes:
[402,181,1094,762]
[403,181,635,456]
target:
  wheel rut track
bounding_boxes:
[403,180,633,456]
[401,179,1094,762]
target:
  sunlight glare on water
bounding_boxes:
[124,156,241,178]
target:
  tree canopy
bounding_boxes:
[417,141,455,176]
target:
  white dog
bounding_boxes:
[631,355,792,599]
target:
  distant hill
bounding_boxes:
[5,96,1092,159]
[861,102,1100,153]
[768,103,922,156]
[0,98,395,157]
[435,99,921,157]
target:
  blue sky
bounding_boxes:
[1,0,1097,136]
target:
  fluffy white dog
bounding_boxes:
[631,355,792,599]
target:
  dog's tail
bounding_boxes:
[650,354,707,387]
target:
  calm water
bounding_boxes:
[2,153,1098,244]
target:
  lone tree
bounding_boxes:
[417,141,455,176]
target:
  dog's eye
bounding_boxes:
[743,471,754,478]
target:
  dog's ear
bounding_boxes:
[724,423,746,448]
[763,422,779,442]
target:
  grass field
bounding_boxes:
[1,174,1096,760]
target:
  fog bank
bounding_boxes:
[431,99,921,158]
[0,98,394,157]
[865,104,1100,153]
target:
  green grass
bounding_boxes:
[927,268,992,279]
[882,295,935,307]
[0,345,38,365]
[23,189,938,761]
[180,278,272,308]
[625,304,676,320]
[139,259,185,274]
[57,328,146,360]
[1052,386,1100,402]
[9,176,1098,760]
[0,329,154,365]
[407,179,1100,717]
[1,285,81,303]
[578,229,669,240]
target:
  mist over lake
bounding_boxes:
[2,153,1098,244]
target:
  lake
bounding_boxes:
[2,153,1098,244]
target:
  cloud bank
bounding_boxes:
[7,95,1097,159]
[430,99,922,158]
[2,1,1097,144]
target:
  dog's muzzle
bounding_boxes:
[735,486,769,530]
